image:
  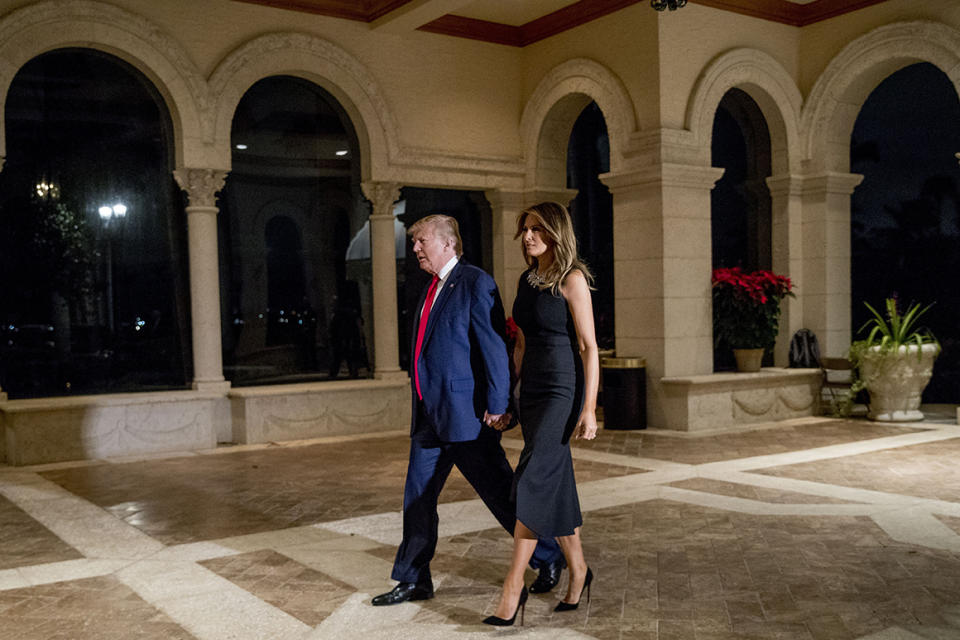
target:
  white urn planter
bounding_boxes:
[860,343,940,421]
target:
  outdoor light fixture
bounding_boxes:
[335,150,348,156]
[99,203,128,222]
[235,143,248,150]
[35,181,59,199]
[651,0,687,10]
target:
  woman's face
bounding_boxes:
[521,213,553,261]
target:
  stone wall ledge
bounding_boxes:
[229,378,411,445]
[0,389,225,413]
[662,367,821,390]
[659,367,822,431]
[228,377,407,398]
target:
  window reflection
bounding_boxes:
[220,76,369,384]
[0,49,190,398]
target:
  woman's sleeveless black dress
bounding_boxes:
[511,268,584,537]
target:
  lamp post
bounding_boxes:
[99,203,127,334]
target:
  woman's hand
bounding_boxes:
[573,409,598,440]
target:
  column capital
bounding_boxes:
[484,188,524,210]
[361,181,401,215]
[174,168,227,208]
[797,172,864,197]
[765,173,805,198]
[600,163,724,194]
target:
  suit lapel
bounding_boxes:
[421,261,462,351]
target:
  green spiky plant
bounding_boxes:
[835,298,940,417]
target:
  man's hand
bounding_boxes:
[488,412,514,431]
[483,411,504,428]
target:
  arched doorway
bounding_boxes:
[711,88,773,370]
[850,62,960,401]
[0,48,189,398]
[220,75,366,384]
[567,102,615,350]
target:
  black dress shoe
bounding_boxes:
[371,581,434,606]
[482,586,528,626]
[554,567,593,612]
[529,557,566,594]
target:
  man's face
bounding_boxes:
[411,225,454,276]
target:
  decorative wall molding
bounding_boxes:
[686,47,803,175]
[801,21,960,172]
[0,0,209,163]
[209,31,400,178]
[520,57,638,188]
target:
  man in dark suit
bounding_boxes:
[372,214,565,606]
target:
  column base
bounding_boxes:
[374,369,409,383]
[192,379,232,394]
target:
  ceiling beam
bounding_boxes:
[370,0,478,33]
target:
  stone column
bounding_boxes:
[601,163,723,428]
[766,174,805,366]
[798,172,863,358]
[361,181,405,380]
[174,168,230,393]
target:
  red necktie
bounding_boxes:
[414,275,439,400]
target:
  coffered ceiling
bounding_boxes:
[231,0,891,46]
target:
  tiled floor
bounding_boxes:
[2,413,960,639]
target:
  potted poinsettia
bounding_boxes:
[712,267,794,372]
[848,298,940,421]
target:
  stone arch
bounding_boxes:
[687,48,802,175]
[802,21,960,173]
[209,33,400,180]
[0,0,209,168]
[520,58,637,189]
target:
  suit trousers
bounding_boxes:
[391,405,562,583]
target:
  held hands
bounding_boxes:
[573,410,599,440]
[483,411,514,431]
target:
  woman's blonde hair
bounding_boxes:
[514,201,593,294]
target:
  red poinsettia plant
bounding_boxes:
[712,267,795,351]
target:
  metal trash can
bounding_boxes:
[601,356,646,430]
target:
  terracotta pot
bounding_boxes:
[733,348,764,372]
[861,343,939,421]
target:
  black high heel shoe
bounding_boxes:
[483,586,528,626]
[554,567,593,612]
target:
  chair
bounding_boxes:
[820,356,854,415]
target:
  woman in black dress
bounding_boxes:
[484,201,599,626]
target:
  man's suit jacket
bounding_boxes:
[410,261,510,442]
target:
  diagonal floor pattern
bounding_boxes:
[1,413,960,639]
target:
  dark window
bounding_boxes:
[0,49,190,398]
[851,62,960,402]
[220,76,369,384]
[711,88,772,272]
[567,101,615,350]
[711,88,773,371]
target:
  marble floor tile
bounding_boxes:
[2,415,960,639]
[0,495,82,570]
[0,575,192,640]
